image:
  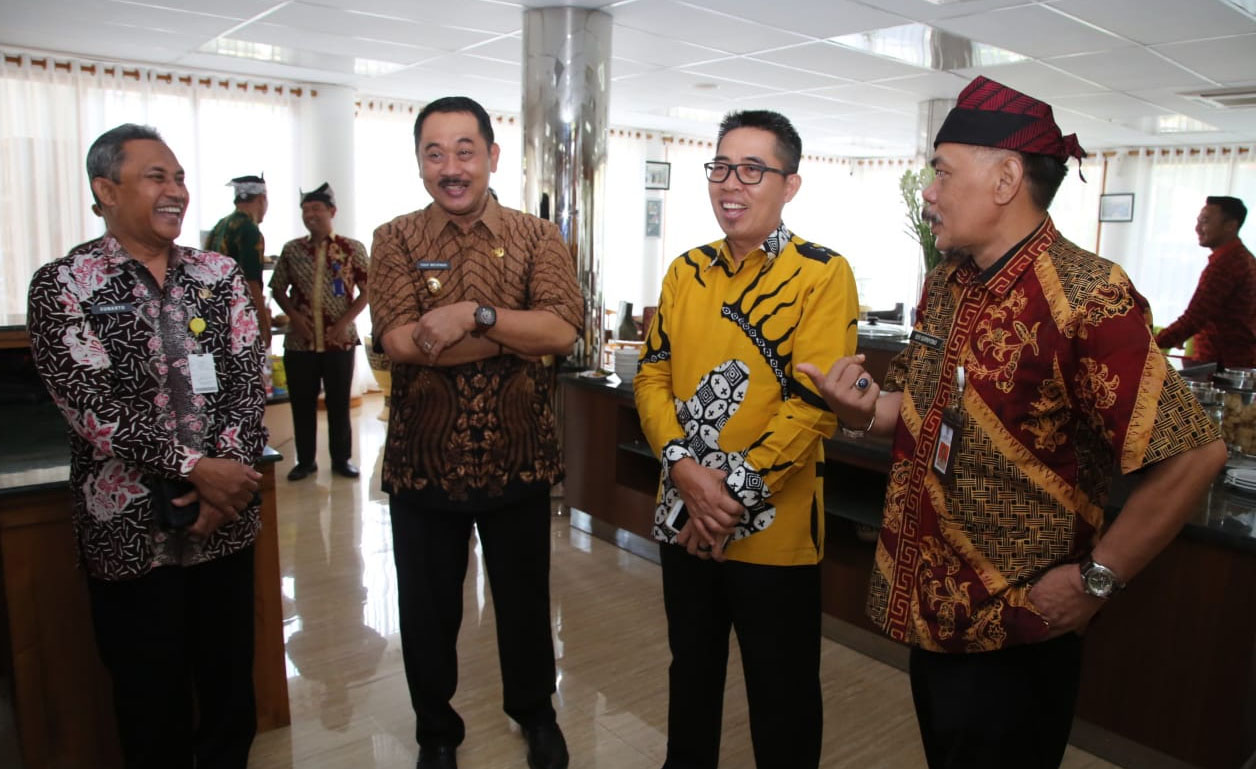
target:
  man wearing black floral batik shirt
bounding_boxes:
[26,123,267,769]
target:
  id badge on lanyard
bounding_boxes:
[933,365,965,480]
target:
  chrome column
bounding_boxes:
[522,7,612,370]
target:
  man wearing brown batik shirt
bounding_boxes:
[369,96,582,769]
[800,77,1226,769]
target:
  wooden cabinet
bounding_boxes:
[0,459,289,769]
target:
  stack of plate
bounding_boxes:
[1223,467,1256,494]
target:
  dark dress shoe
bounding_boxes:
[331,460,360,478]
[286,463,317,481]
[523,722,568,769]
[416,744,457,769]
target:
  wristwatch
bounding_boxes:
[1079,556,1125,599]
[839,410,876,439]
[472,304,497,337]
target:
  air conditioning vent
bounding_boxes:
[1183,87,1256,109]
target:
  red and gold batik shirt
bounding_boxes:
[868,217,1220,652]
[271,232,369,352]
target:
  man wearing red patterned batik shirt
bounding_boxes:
[799,77,1227,769]
[1156,196,1256,368]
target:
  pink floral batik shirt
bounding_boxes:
[26,234,267,580]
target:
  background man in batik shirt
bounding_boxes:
[207,173,271,347]
[370,96,582,769]
[635,110,859,769]
[271,182,369,481]
[800,77,1226,769]
[26,123,267,769]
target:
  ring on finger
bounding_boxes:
[854,376,870,391]
[697,543,712,552]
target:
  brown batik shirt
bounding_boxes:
[369,197,583,510]
[868,217,1220,652]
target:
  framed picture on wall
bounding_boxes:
[1099,193,1135,223]
[645,160,671,190]
[645,198,662,237]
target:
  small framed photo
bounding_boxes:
[645,160,671,190]
[645,198,663,238]
[1099,193,1134,223]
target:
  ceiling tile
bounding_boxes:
[681,0,906,38]
[870,71,971,99]
[684,57,847,91]
[230,21,433,64]
[305,0,525,34]
[1153,34,1256,85]
[1048,0,1256,46]
[258,3,499,51]
[863,0,1061,22]
[932,5,1131,58]
[755,41,930,82]
[952,60,1106,98]
[801,83,920,112]
[610,0,809,54]
[610,25,727,68]
[464,34,522,63]
[407,53,521,82]
[1052,92,1170,122]
[1046,47,1215,91]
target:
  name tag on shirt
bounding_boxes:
[416,261,450,270]
[910,329,944,350]
[188,353,220,394]
[90,302,135,315]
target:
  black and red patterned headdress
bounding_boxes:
[934,76,1086,167]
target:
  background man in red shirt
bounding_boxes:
[1156,196,1255,368]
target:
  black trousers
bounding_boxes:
[389,490,558,749]
[284,348,355,467]
[659,544,822,769]
[909,633,1084,769]
[87,546,257,769]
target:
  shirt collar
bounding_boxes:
[948,216,1057,297]
[1210,238,1245,261]
[710,221,792,268]
[423,194,503,241]
[100,232,198,272]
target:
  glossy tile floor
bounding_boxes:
[252,394,1121,769]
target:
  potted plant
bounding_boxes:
[900,167,943,274]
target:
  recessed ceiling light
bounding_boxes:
[1152,114,1218,133]
[830,23,1027,71]
[695,82,719,91]
[201,37,290,64]
[354,58,407,77]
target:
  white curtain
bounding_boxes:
[602,131,649,313]
[1098,146,1256,327]
[663,139,723,264]
[0,53,304,315]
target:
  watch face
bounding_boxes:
[1085,568,1114,597]
[475,305,496,328]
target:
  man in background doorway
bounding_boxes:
[370,96,583,769]
[270,182,369,481]
[634,109,859,769]
[207,173,271,348]
[1155,196,1255,368]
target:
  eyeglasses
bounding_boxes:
[704,161,790,185]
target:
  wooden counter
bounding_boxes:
[561,366,1256,769]
[0,447,289,769]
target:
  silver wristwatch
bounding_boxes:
[1079,556,1125,599]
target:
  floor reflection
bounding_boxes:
[251,393,1120,769]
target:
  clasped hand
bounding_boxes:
[670,458,743,561]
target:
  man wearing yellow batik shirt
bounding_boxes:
[635,110,859,769]
[801,76,1226,769]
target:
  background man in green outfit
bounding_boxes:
[207,174,271,347]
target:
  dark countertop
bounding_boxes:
[0,401,282,497]
[560,364,1256,554]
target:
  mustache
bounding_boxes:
[922,208,941,225]
[438,177,469,188]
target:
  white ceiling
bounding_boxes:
[2,0,1256,156]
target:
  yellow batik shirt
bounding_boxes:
[635,224,859,566]
[868,217,1221,652]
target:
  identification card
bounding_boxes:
[933,408,962,479]
[188,353,220,394]
[910,329,944,350]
